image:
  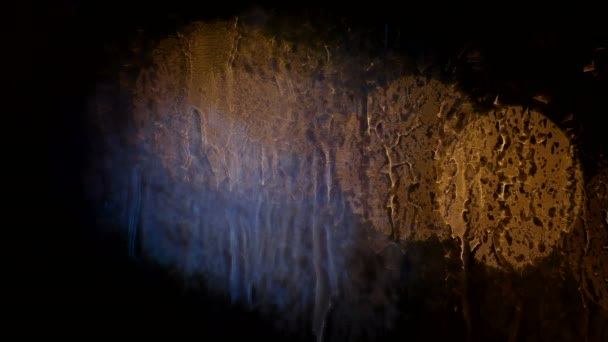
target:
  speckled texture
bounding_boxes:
[440,107,584,270]
[338,76,472,241]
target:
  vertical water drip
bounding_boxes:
[197,193,210,274]
[240,211,252,308]
[226,207,241,304]
[127,166,142,259]
[325,221,338,295]
[186,200,202,276]
[323,145,332,203]
[193,107,207,151]
[211,198,231,286]
[312,150,330,342]
[251,191,264,296]
[290,197,305,301]
[229,149,243,194]
[324,145,339,297]
[260,191,274,304]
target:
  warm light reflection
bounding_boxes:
[87,17,603,341]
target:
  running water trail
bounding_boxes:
[127,166,142,259]
[90,19,407,341]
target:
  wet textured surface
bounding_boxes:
[358,77,471,241]
[566,166,608,311]
[441,107,584,270]
[91,19,404,340]
[26,2,608,341]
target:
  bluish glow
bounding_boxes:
[127,166,141,259]
[117,142,401,341]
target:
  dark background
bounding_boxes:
[11,0,606,338]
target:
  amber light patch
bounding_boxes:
[338,76,473,242]
[440,107,583,270]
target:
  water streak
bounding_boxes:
[127,166,142,259]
